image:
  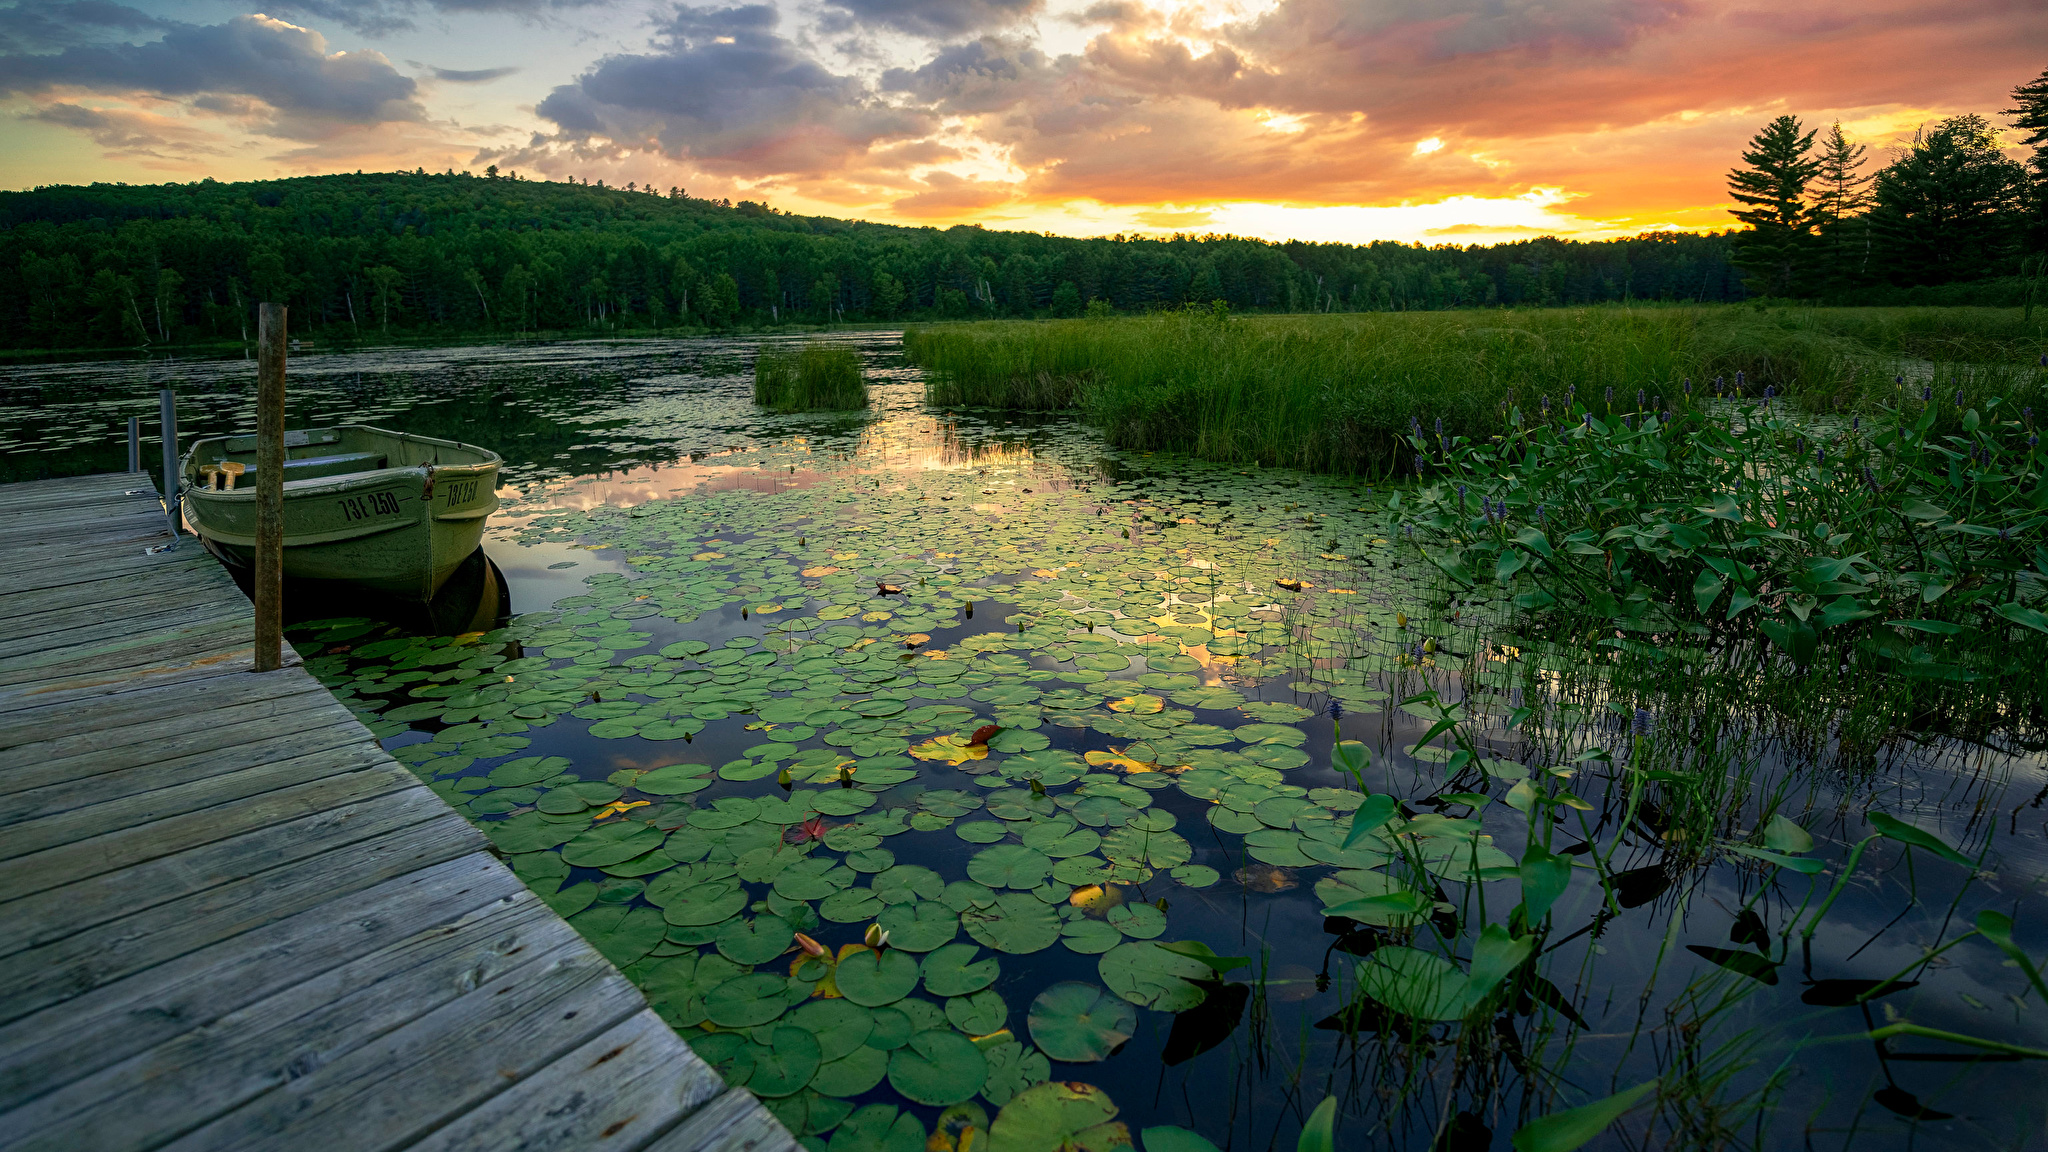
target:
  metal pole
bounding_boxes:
[255,303,287,673]
[127,416,140,472]
[158,389,179,539]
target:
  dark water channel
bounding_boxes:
[4,336,2045,1151]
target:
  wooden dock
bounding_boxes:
[0,473,793,1152]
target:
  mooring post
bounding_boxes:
[255,303,287,673]
[127,416,140,473]
[158,389,179,540]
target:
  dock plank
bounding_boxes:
[0,473,777,1152]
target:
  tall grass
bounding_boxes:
[753,342,868,412]
[905,306,2046,474]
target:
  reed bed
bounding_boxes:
[753,342,868,412]
[905,306,2046,474]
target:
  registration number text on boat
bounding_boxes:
[338,491,402,521]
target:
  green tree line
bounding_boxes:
[1,168,1753,351]
[1726,63,2048,300]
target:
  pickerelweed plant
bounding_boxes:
[1392,388,2048,738]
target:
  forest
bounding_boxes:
[0,67,2041,352]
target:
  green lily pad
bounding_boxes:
[747,1024,823,1097]
[1169,864,1220,888]
[866,1005,915,1050]
[1027,982,1136,1063]
[969,844,1055,889]
[1314,870,1428,926]
[768,1089,855,1138]
[636,762,715,794]
[979,1039,1051,1108]
[878,901,960,952]
[1059,918,1122,955]
[542,880,598,919]
[846,848,897,873]
[660,879,749,927]
[963,892,1063,954]
[820,887,886,923]
[775,858,857,901]
[987,1081,1128,1152]
[1106,903,1167,940]
[827,1103,925,1151]
[837,947,922,1006]
[567,903,665,968]
[561,820,666,867]
[945,988,1008,1035]
[810,1044,891,1099]
[1099,941,1213,1011]
[1023,823,1103,858]
[717,915,796,965]
[873,864,947,904]
[888,1030,988,1106]
[791,997,876,1061]
[1141,1126,1223,1152]
[956,820,1010,844]
[705,972,796,1028]
[920,942,1000,996]
[487,755,573,787]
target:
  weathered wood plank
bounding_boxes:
[0,731,398,860]
[3,893,583,1152]
[156,935,646,1152]
[0,852,520,1111]
[409,1010,728,1152]
[0,666,322,748]
[638,1090,797,1152]
[0,770,449,956]
[0,586,247,657]
[0,809,481,1028]
[0,682,338,786]
[0,615,249,685]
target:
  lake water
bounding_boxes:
[5,335,2044,1151]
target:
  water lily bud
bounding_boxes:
[1396,611,1408,629]
[777,768,794,788]
[1029,778,1047,797]
[865,924,890,951]
[793,932,827,958]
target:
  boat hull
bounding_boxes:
[181,426,500,601]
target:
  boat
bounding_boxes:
[181,424,501,601]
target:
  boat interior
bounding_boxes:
[188,426,496,486]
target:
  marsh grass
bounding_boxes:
[906,307,2046,474]
[753,342,868,412]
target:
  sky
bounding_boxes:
[0,0,2040,244]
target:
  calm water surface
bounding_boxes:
[4,336,2045,1151]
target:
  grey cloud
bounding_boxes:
[881,37,1051,114]
[530,3,929,175]
[0,0,166,53]
[821,0,1039,38]
[0,13,424,136]
[261,0,616,37]
[432,65,519,82]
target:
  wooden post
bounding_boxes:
[255,303,287,673]
[158,389,179,539]
[127,416,140,472]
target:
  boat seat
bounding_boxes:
[242,451,389,481]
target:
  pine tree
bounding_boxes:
[1868,114,2028,285]
[1726,115,1821,297]
[2005,64,2048,249]
[1809,122,1874,291]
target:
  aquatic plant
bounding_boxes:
[754,341,868,412]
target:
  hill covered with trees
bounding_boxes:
[1,171,1747,352]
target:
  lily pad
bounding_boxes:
[836,947,922,1006]
[705,972,797,1028]
[1060,918,1123,955]
[660,879,749,927]
[1100,941,1214,1011]
[969,844,1056,890]
[562,820,667,868]
[987,1081,1129,1152]
[791,998,876,1061]
[963,892,1064,954]
[877,901,961,952]
[824,1103,923,1151]
[920,942,1001,996]
[1106,903,1167,940]
[887,1030,988,1106]
[945,988,1008,1034]
[747,1025,823,1098]
[567,904,665,968]
[956,820,1010,844]
[1027,982,1136,1063]
[717,915,796,965]
[979,1039,1052,1107]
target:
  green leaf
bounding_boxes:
[987,1082,1129,1152]
[1510,1080,1658,1152]
[836,948,921,1006]
[1691,569,1724,615]
[1762,814,1813,854]
[704,972,796,1028]
[1901,498,1949,522]
[1996,603,2048,634]
[1342,793,1399,850]
[1519,845,1572,923]
[887,1030,988,1106]
[716,915,796,965]
[1867,812,1971,866]
[1153,939,1249,976]
[827,1103,925,1151]
[1297,1097,1336,1152]
[1027,981,1137,1062]
[1887,619,1967,634]
[747,1025,823,1098]
[561,820,666,868]
[920,941,1001,997]
[1142,1126,1223,1152]
[969,844,1056,890]
[1975,911,2048,1001]
[1723,844,1827,873]
[790,998,876,1061]
[1100,941,1214,1011]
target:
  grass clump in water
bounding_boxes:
[906,305,2045,474]
[753,342,868,412]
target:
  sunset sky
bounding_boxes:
[0,0,2039,244]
